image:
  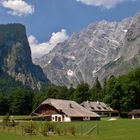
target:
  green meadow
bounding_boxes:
[0,119,140,140]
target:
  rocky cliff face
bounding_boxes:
[96,12,140,82]
[0,24,49,90]
[34,12,140,87]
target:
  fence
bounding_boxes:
[0,120,99,137]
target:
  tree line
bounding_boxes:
[0,68,140,115]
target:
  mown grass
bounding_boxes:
[0,132,96,140]
[0,119,140,140]
[0,115,31,120]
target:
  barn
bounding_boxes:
[81,101,113,117]
[31,98,100,122]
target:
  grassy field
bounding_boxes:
[0,116,31,120]
[0,119,140,140]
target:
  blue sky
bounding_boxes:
[0,0,140,58]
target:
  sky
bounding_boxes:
[0,0,140,58]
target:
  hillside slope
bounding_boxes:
[0,24,49,90]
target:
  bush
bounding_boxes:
[10,119,16,127]
[40,122,56,137]
[120,112,128,118]
[2,114,10,127]
[22,121,37,136]
[69,127,76,136]
[56,127,63,136]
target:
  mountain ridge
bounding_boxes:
[34,11,140,87]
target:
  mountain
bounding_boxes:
[34,12,140,87]
[0,24,49,90]
[0,69,25,93]
[96,12,140,82]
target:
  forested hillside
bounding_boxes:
[0,24,49,90]
[0,68,140,115]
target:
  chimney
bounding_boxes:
[69,103,73,108]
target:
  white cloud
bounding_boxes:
[28,29,69,59]
[76,0,137,9]
[1,0,34,16]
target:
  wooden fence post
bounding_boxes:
[97,123,99,135]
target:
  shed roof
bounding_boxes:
[81,101,113,112]
[34,98,100,118]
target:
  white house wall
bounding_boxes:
[51,114,71,122]
[52,114,63,122]
[64,115,71,122]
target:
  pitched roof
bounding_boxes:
[81,101,113,112]
[35,98,100,118]
[128,109,140,115]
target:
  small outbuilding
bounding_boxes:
[128,109,140,119]
[31,98,100,122]
[81,101,113,117]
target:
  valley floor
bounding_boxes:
[0,119,140,140]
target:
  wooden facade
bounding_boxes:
[36,104,59,116]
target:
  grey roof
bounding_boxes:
[128,109,140,115]
[35,98,100,118]
[81,101,113,112]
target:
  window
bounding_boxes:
[97,106,101,110]
[83,117,90,121]
[90,106,95,110]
